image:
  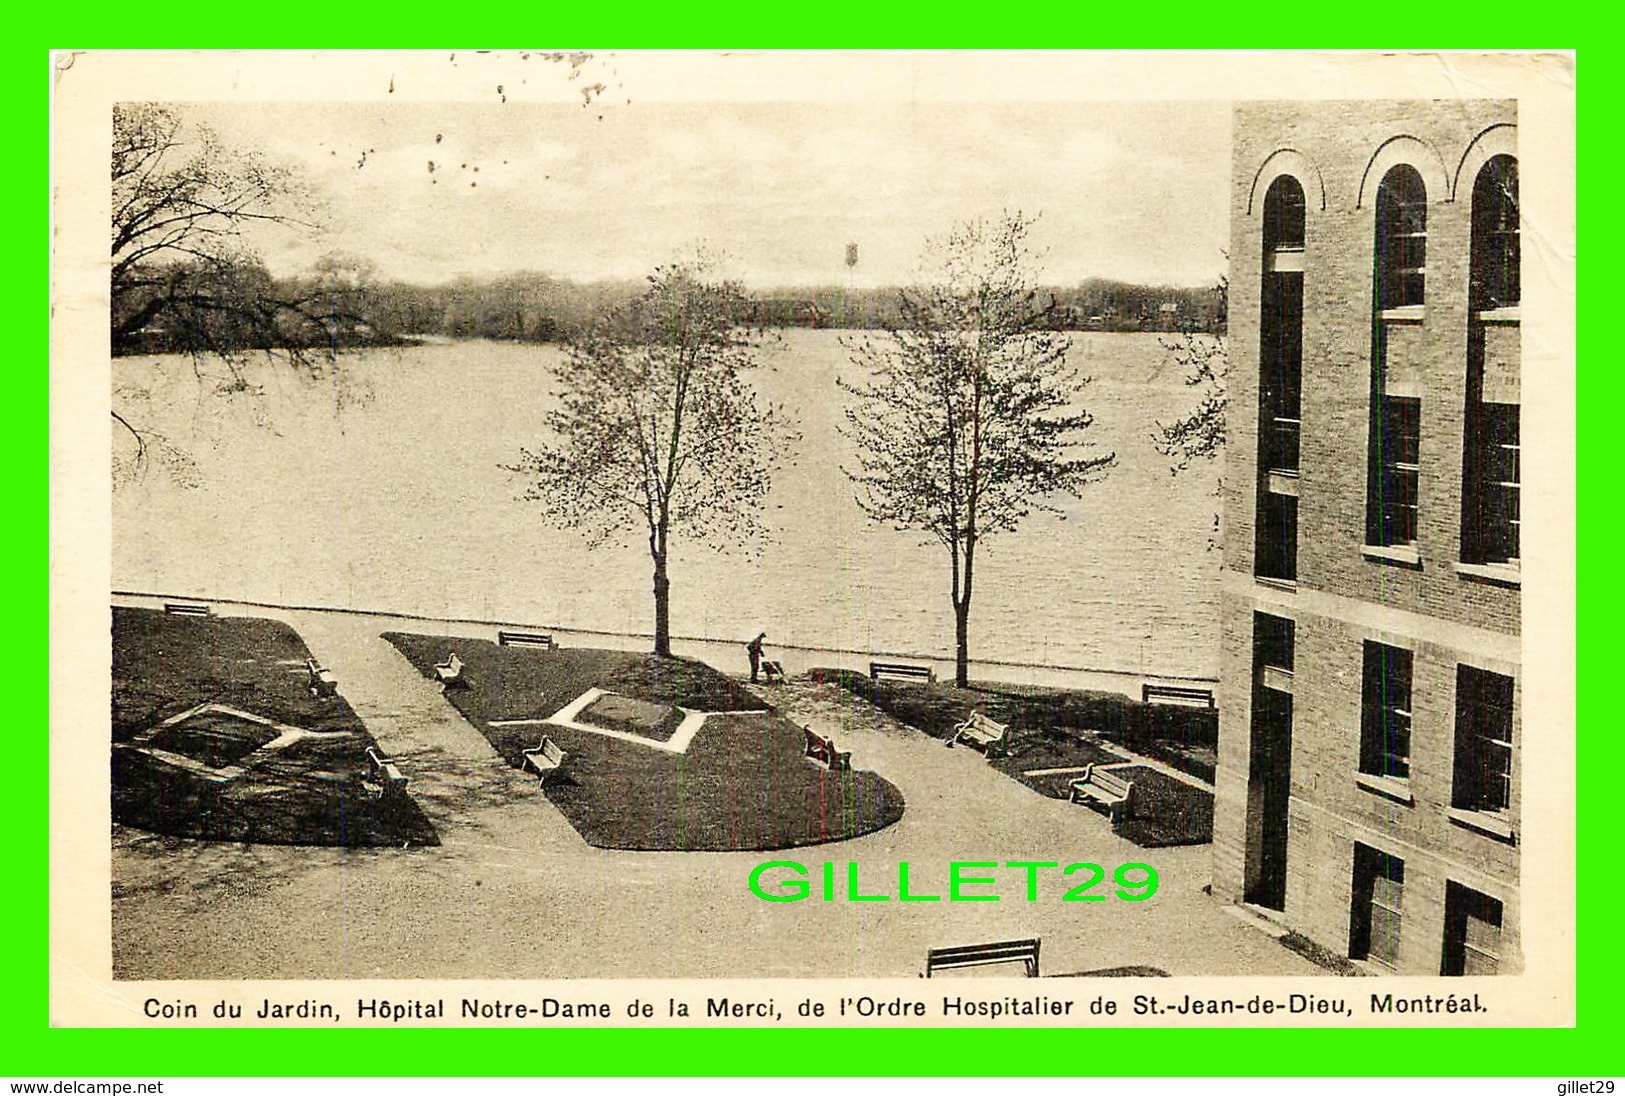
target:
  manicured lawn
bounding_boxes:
[1016,764,1213,848]
[579,694,683,742]
[111,607,438,847]
[989,728,1126,774]
[813,667,1217,782]
[386,633,905,851]
[813,668,1214,848]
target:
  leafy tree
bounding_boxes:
[840,213,1115,687]
[512,263,797,657]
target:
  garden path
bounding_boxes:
[111,600,1319,981]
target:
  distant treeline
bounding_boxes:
[113,260,1225,357]
[753,278,1226,334]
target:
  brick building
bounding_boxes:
[1212,101,1521,975]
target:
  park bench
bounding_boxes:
[499,630,555,650]
[364,746,409,798]
[1069,764,1137,829]
[924,938,1041,978]
[305,657,338,698]
[1142,683,1215,709]
[802,727,851,771]
[869,661,935,684]
[163,602,211,617]
[433,652,465,688]
[522,735,568,783]
[948,710,1010,757]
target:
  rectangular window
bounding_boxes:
[1453,665,1515,816]
[1371,395,1421,547]
[1360,643,1413,780]
[1443,882,1504,976]
[1349,843,1404,970]
[1253,612,1294,673]
[1256,493,1298,583]
[1466,402,1520,565]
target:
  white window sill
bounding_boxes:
[1361,544,1422,568]
[1474,307,1521,325]
[1258,665,1295,694]
[1454,561,1521,588]
[1379,306,1425,324]
[1447,807,1516,843]
[1267,469,1300,497]
[1355,772,1414,805]
[1255,575,1298,592]
[1267,247,1305,274]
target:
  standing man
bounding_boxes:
[746,632,767,683]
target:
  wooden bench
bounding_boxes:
[761,659,787,684]
[365,746,409,797]
[803,727,851,771]
[499,630,555,650]
[522,735,568,783]
[1142,683,1215,709]
[1069,764,1136,829]
[163,602,211,617]
[433,653,465,687]
[924,938,1041,978]
[948,710,1010,757]
[305,657,338,698]
[869,661,935,684]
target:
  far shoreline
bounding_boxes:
[110,588,1219,697]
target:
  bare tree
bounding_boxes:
[111,103,312,355]
[840,213,1115,688]
[511,262,797,657]
[110,103,321,480]
[1153,272,1228,545]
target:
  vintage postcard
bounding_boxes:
[49,50,1575,1028]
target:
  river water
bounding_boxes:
[111,329,1222,681]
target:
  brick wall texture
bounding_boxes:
[1213,101,1522,975]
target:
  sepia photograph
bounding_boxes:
[50,50,1575,1026]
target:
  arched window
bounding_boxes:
[1471,155,1519,311]
[1256,175,1305,583]
[1376,165,1427,310]
[1264,174,1306,252]
[1462,154,1520,569]
[1366,163,1427,554]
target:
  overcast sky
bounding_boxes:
[183,92,1229,290]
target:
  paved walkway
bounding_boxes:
[110,599,1319,981]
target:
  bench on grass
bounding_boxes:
[1069,764,1136,829]
[1142,683,1215,709]
[869,661,934,684]
[499,630,554,650]
[163,602,211,617]
[305,657,338,698]
[522,736,568,783]
[761,659,787,684]
[803,727,851,771]
[433,653,465,687]
[924,938,1041,978]
[365,746,409,797]
[948,710,1010,757]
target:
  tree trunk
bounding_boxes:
[955,536,976,688]
[954,597,971,688]
[651,524,672,657]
